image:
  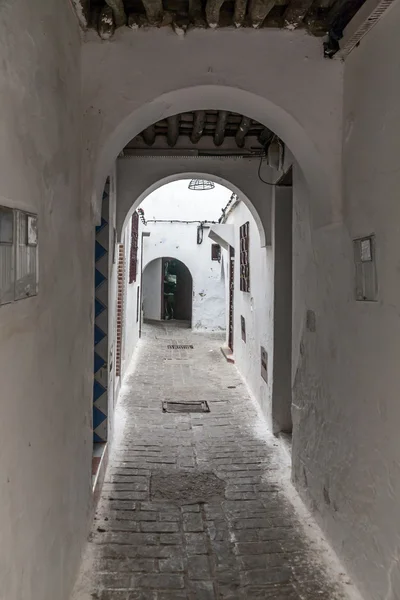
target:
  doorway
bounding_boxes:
[162,258,192,324]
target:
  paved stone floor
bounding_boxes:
[72,323,359,600]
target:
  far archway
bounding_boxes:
[142,257,193,327]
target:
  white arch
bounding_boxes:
[93,85,338,230]
[120,171,267,247]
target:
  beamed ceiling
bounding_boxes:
[77,0,368,55]
[123,110,278,154]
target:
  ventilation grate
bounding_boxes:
[337,0,395,59]
[167,344,194,350]
[162,401,210,413]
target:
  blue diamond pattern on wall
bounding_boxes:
[95,241,107,262]
[95,298,106,317]
[93,379,106,402]
[94,324,106,345]
[93,179,110,443]
[95,268,106,289]
[93,406,107,429]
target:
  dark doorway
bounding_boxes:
[228,246,235,351]
[162,258,192,324]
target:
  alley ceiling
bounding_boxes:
[79,0,367,39]
[123,110,276,154]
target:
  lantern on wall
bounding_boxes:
[267,136,285,171]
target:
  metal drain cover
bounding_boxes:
[167,344,194,350]
[162,401,210,413]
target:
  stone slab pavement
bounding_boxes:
[71,322,361,600]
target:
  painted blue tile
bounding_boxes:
[95,298,106,317]
[96,217,108,234]
[95,240,107,262]
[93,432,106,443]
[94,325,106,346]
[94,351,106,374]
[95,268,106,289]
[93,379,106,402]
[93,406,107,429]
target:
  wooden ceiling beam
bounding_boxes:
[105,0,127,26]
[141,0,164,25]
[167,115,180,147]
[205,0,225,27]
[235,116,251,148]
[142,125,156,145]
[234,0,248,27]
[98,5,115,39]
[284,0,315,28]
[249,0,276,28]
[191,111,206,144]
[214,111,229,146]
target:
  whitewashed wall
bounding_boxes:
[139,182,228,331]
[291,6,400,599]
[0,3,93,600]
[142,223,225,330]
[223,202,274,424]
[121,215,143,377]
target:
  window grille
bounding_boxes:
[0,207,38,305]
[129,212,139,283]
[239,222,250,292]
[211,243,221,261]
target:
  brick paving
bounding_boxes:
[73,322,355,600]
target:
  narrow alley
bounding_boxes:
[74,323,357,600]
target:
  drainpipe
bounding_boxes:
[139,231,151,338]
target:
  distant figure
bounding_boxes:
[163,272,176,320]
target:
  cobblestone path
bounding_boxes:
[72,323,358,600]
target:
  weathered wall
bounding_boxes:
[121,213,143,376]
[0,2,92,600]
[82,27,344,231]
[224,201,274,425]
[116,156,273,246]
[142,223,226,331]
[292,5,400,598]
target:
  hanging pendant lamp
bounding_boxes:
[188,179,215,191]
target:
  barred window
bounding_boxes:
[239,221,250,292]
[211,243,221,262]
[129,212,139,284]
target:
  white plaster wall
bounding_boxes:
[142,222,226,331]
[117,156,275,246]
[0,3,92,600]
[121,215,143,376]
[224,201,274,425]
[143,258,162,320]
[292,3,400,600]
[82,27,344,231]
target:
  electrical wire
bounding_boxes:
[257,154,279,187]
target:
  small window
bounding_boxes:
[0,207,15,305]
[353,235,377,301]
[15,211,38,300]
[0,207,38,305]
[211,243,221,262]
[239,222,250,292]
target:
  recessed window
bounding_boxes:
[353,235,377,301]
[0,207,38,306]
[239,222,250,292]
[211,243,221,261]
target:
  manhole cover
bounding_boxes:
[151,471,225,503]
[167,344,194,350]
[162,401,210,413]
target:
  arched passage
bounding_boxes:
[92,85,338,230]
